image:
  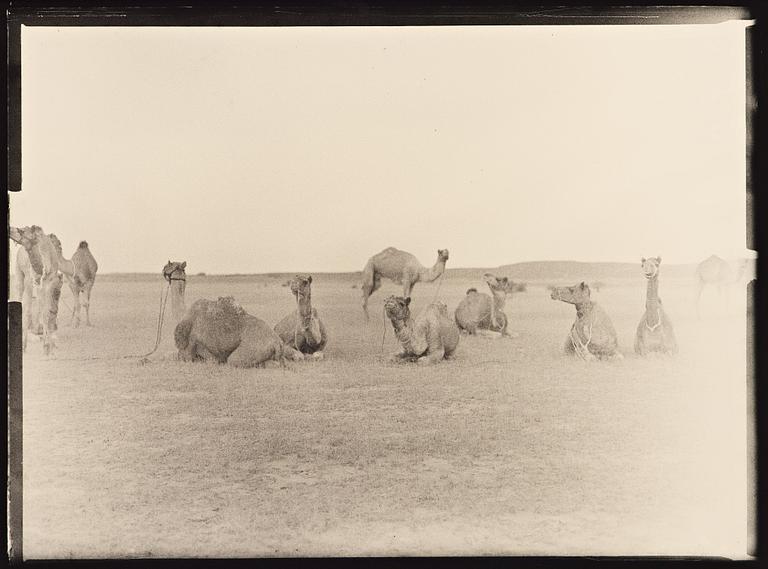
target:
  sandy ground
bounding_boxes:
[18,273,749,558]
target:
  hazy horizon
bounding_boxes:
[10,23,752,274]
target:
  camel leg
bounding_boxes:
[39,281,56,356]
[281,344,305,362]
[361,268,381,322]
[72,284,83,328]
[83,281,94,326]
[21,283,35,352]
[403,280,415,299]
[417,346,445,366]
[66,281,79,325]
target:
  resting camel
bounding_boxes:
[635,257,678,355]
[454,273,515,337]
[384,295,460,365]
[361,247,449,320]
[48,234,98,327]
[10,226,61,354]
[274,274,328,360]
[695,254,748,317]
[174,296,290,367]
[550,282,621,361]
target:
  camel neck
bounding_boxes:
[25,245,45,276]
[574,300,594,319]
[391,315,426,354]
[421,259,447,282]
[645,276,659,307]
[490,289,507,312]
[296,293,313,324]
[170,280,186,322]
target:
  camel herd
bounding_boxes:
[9,226,748,365]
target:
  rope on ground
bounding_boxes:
[51,281,171,362]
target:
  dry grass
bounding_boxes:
[21,274,749,558]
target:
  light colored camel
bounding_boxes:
[10,226,61,354]
[550,282,622,361]
[384,295,460,365]
[174,296,288,367]
[361,247,449,320]
[274,274,328,360]
[454,273,515,337]
[634,257,678,355]
[48,234,98,327]
[695,254,748,317]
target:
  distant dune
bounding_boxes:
[492,261,699,283]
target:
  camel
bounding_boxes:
[550,282,622,361]
[361,247,449,320]
[695,254,748,317]
[635,257,678,355]
[9,226,61,354]
[454,273,515,337]
[48,234,98,327]
[274,274,328,360]
[384,295,460,365]
[174,296,290,367]
[162,260,187,325]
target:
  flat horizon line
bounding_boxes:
[93,259,708,277]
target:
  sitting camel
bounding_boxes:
[274,274,328,360]
[635,257,678,355]
[454,273,515,337]
[361,247,449,320]
[384,295,460,365]
[550,282,621,361]
[174,296,289,367]
[10,226,61,354]
[48,234,98,327]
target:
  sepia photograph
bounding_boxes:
[7,7,757,559]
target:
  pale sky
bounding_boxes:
[10,23,752,274]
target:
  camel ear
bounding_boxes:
[404,297,411,306]
[181,261,187,269]
[168,260,171,265]
[641,257,646,264]
[580,282,587,289]
[656,256,662,264]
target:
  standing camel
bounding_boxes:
[695,255,747,317]
[10,226,61,354]
[48,234,98,327]
[634,257,678,355]
[274,274,328,360]
[361,247,449,320]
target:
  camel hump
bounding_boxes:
[466,288,478,295]
[78,241,89,249]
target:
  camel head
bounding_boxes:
[483,273,514,295]
[640,257,661,279]
[289,274,313,301]
[550,282,591,304]
[384,295,411,323]
[437,249,450,263]
[9,226,40,249]
[163,260,187,282]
